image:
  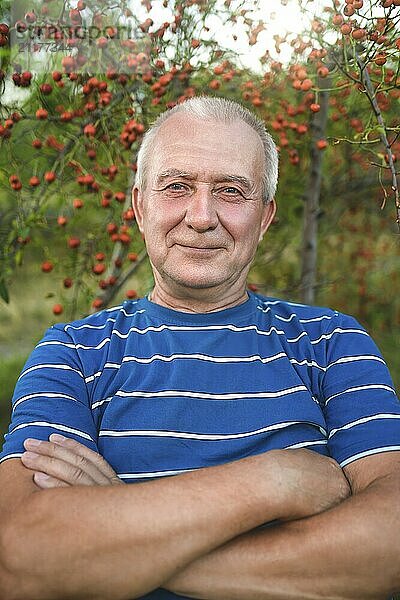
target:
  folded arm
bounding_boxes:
[164,451,400,600]
[0,439,348,600]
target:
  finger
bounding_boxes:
[33,471,70,489]
[49,434,122,484]
[21,449,99,487]
[24,437,111,485]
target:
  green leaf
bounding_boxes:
[0,279,9,304]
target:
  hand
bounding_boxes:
[20,434,124,488]
[264,448,351,521]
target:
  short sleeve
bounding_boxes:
[0,325,99,463]
[320,313,400,467]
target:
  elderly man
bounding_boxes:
[0,96,400,600]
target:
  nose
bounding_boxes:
[184,184,219,232]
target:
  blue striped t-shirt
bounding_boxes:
[1,292,400,599]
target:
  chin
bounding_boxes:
[166,270,229,291]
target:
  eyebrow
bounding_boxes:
[156,169,255,192]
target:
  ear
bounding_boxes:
[132,187,144,235]
[259,199,277,242]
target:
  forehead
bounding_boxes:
[148,113,264,184]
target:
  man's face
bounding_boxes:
[133,113,276,297]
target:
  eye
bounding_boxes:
[222,187,242,194]
[215,186,244,199]
[162,182,191,196]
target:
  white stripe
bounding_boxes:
[112,323,287,338]
[118,467,196,480]
[0,453,24,464]
[107,356,325,371]
[284,439,328,450]
[340,446,400,468]
[311,327,368,345]
[329,413,400,438]
[326,355,386,370]
[286,331,309,343]
[85,371,102,384]
[84,354,387,383]
[63,306,146,332]
[99,421,327,440]
[65,317,117,332]
[92,396,113,410]
[257,305,336,323]
[92,385,309,410]
[37,338,111,351]
[13,392,79,411]
[260,299,307,308]
[300,315,335,323]
[18,364,84,381]
[325,384,395,405]
[37,325,370,355]
[114,385,308,402]
[275,313,296,322]
[105,352,288,368]
[289,358,325,370]
[8,421,94,441]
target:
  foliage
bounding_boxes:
[0,0,398,353]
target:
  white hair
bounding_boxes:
[135,96,279,204]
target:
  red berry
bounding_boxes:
[21,71,32,84]
[25,12,36,23]
[60,111,73,122]
[41,261,54,273]
[32,138,42,149]
[126,289,137,299]
[9,174,20,185]
[119,233,131,244]
[52,71,63,81]
[84,124,96,137]
[40,83,53,95]
[92,263,106,275]
[44,171,56,183]
[68,237,81,248]
[29,176,40,186]
[63,277,73,288]
[106,223,118,234]
[73,198,84,209]
[95,252,105,261]
[57,216,68,226]
[92,298,104,309]
[114,191,126,203]
[36,108,48,120]
[52,303,63,315]
[316,139,328,150]
[127,252,138,262]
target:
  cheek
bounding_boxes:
[143,204,183,240]
[219,211,262,249]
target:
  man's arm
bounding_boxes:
[0,443,349,600]
[164,451,400,600]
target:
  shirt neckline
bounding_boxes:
[135,292,258,325]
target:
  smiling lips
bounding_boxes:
[176,243,223,251]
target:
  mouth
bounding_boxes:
[175,244,222,252]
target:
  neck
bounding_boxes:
[149,284,249,314]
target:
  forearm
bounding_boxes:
[0,454,281,600]
[165,475,400,600]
